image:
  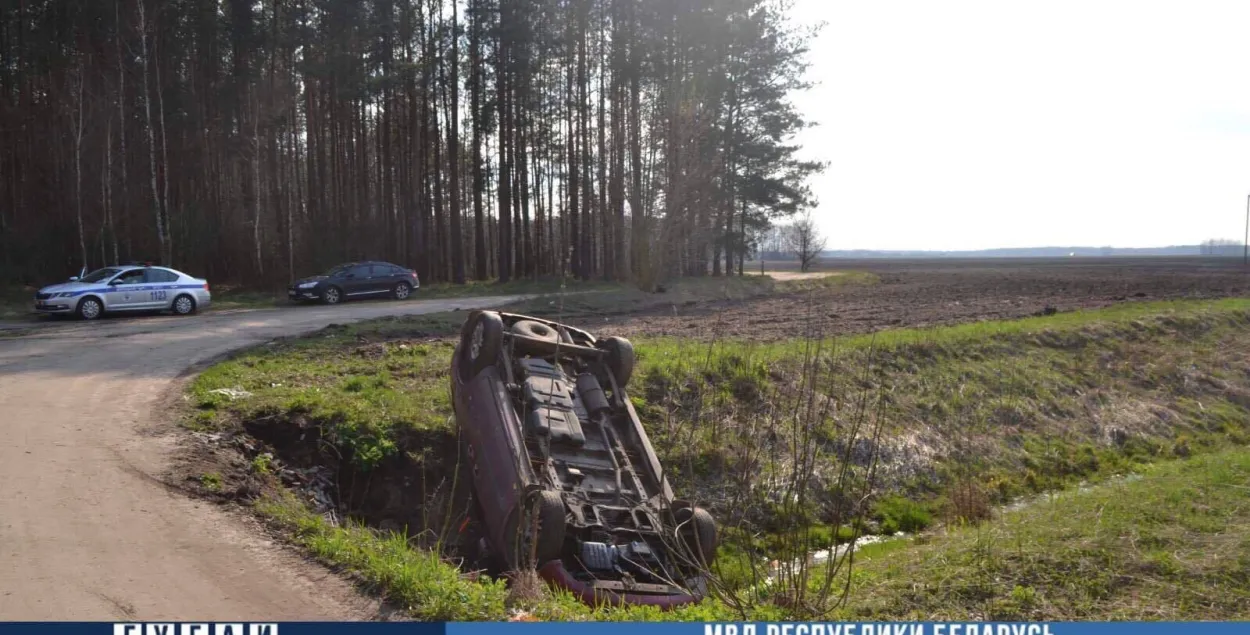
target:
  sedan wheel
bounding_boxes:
[173,295,196,315]
[77,297,103,321]
[394,282,412,300]
[323,287,342,305]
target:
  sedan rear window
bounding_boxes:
[145,269,179,283]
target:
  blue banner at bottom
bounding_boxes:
[0,622,1242,635]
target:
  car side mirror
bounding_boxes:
[68,276,79,282]
[109,279,122,286]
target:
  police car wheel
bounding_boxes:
[172,294,196,315]
[77,297,103,321]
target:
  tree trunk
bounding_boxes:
[73,64,88,271]
[448,0,465,284]
[136,0,168,265]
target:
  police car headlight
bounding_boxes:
[55,292,73,298]
[298,282,318,289]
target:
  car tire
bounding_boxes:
[511,319,561,354]
[172,294,196,316]
[322,286,342,305]
[602,336,636,388]
[675,505,718,568]
[461,311,503,381]
[77,297,103,321]
[393,281,412,300]
[507,490,567,570]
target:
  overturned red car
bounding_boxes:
[450,310,718,608]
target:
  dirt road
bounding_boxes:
[0,295,522,620]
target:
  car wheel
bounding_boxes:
[172,294,196,315]
[461,311,503,381]
[511,319,561,354]
[507,490,567,570]
[393,281,412,300]
[674,505,718,568]
[77,297,103,321]
[602,336,636,388]
[322,286,342,305]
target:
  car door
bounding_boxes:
[143,268,180,308]
[368,264,398,295]
[105,269,148,310]
[340,264,375,298]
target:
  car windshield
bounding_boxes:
[324,265,350,277]
[79,268,122,283]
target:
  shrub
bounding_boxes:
[873,495,933,534]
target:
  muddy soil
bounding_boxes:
[601,257,1250,340]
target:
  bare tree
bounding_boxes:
[69,60,88,271]
[784,213,827,272]
[136,0,169,265]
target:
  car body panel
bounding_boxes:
[33,266,211,316]
[451,361,529,552]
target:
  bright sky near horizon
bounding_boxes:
[786,0,1250,251]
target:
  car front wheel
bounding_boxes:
[322,286,342,305]
[77,297,103,321]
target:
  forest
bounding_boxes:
[0,0,820,288]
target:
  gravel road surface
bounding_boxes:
[0,296,522,620]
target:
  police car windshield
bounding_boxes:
[79,268,122,283]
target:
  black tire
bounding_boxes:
[506,490,567,570]
[76,296,103,321]
[675,506,718,567]
[393,281,412,300]
[602,336,636,388]
[172,294,196,315]
[322,285,343,305]
[511,319,560,354]
[460,311,503,381]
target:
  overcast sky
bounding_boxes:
[786,0,1250,251]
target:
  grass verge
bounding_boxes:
[835,447,1250,620]
[184,289,1250,620]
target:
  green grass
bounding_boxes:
[415,276,622,299]
[834,447,1250,620]
[210,287,286,311]
[256,489,784,621]
[190,330,459,468]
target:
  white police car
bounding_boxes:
[33,264,212,320]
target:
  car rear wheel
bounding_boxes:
[322,286,342,305]
[393,281,412,300]
[77,297,103,321]
[674,505,718,568]
[506,490,567,570]
[602,336,636,388]
[460,311,503,381]
[172,294,196,315]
